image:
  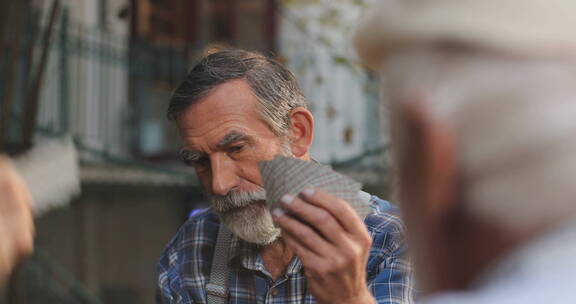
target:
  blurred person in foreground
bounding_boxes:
[156,49,413,304]
[0,156,34,286]
[356,0,576,303]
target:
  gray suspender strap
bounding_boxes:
[206,225,232,304]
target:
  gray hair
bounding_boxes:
[382,47,576,232]
[167,49,308,136]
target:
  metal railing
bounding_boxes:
[1,2,388,173]
[1,4,189,165]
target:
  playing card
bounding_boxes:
[258,156,372,219]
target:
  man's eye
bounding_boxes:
[228,145,244,153]
[183,157,209,167]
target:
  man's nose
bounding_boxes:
[210,154,239,196]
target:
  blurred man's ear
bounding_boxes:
[287,107,314,158]
[399,101,458,224]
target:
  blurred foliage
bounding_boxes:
[317,7,341,28]
[281,0,371,71]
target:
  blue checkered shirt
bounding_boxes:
[156,195,413,304]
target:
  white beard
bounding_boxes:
[209,187,280,245]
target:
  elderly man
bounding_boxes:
[356,0,576,303]
[156,50,412,304]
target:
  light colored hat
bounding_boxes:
[355,0,576,66]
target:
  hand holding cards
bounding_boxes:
[260,156,376,304]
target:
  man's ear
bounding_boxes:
[400,101,458,222]
[288,107,314,158]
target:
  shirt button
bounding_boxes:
[270,289,279,296]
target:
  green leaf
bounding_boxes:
[333,56,351,66]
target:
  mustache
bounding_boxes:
[209,187,267,213]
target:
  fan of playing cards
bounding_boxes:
[258,156,372,219]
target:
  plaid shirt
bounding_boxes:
[157,195,413,304]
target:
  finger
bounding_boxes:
[281,231,325,271]
[16,205,35,257]
[0,156,35,256]
[279,194,348,245]
[0,156,33,213]
[299,188,366,235]
[273,208,335,257]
